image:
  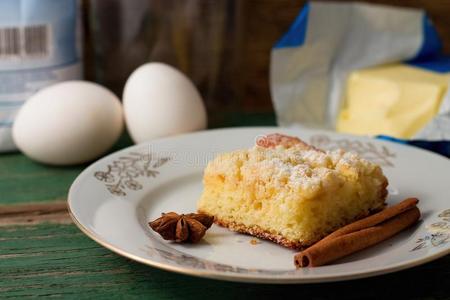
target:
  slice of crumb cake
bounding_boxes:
[197,134,388,249]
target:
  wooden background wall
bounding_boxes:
[84,0,450,126]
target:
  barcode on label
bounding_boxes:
[0,25,50,59]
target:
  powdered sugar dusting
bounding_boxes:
[239,144,377,192]
[205,139,381,200]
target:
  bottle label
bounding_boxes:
[0,0,82,151]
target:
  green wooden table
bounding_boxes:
[1,114,449,299]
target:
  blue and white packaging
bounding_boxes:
[0,0,82,152]
[271,1,450,156]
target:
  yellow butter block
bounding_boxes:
[337,64,450,138]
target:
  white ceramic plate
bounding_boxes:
[68,127,450,283]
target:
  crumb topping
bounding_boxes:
[207,143,380,196]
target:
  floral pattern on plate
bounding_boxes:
[144,246,297,275]
[94,151,170,196]
[411,209,450,251]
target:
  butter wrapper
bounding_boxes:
[271,1,450,155]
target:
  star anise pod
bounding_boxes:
[149,212,214,243]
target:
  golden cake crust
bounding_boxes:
[199,212,312,249]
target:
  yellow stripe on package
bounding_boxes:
[337,64,450,139]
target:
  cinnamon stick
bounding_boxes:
[294,199,420,268]
[322,198,418,242]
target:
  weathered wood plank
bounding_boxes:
[0,223,449,299]
[0,202,70,226]
[0,153,84,205]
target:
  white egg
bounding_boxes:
[13,81,123,165]
[123,63,207,143]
